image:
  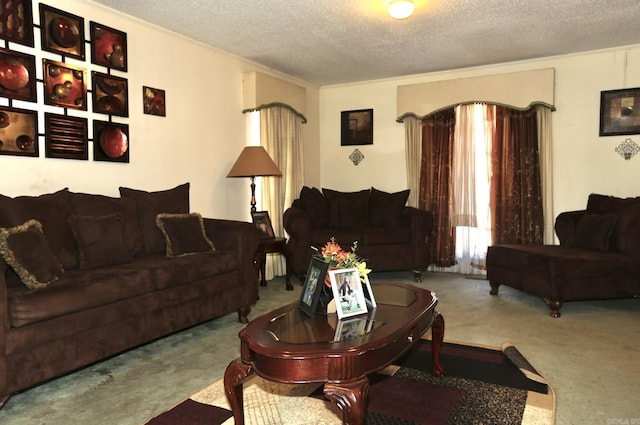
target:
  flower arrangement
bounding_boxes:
[320,238,371,287]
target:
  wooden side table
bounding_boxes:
[254,237,293,290]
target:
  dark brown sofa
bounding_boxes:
[283,187,433,282]
[487,193,640,317]
[0,183,259,406]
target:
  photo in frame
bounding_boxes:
[90,21,127,71]
[93,120,129,163]
[44,113,88,160]
[251,210,275,239]
[329,268,368,319]
[39,4,85,60]
[298,256,330,317]
[0,47,37,102]
[600,87,640,136]
[43,59,87,110]
[0,105,38,157]
[143,86,166,116]
[92,72,128,117]
[341,109,373,146]
[0,0,34,47]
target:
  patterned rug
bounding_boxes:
[145,339,555,425]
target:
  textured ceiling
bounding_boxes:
[91,0,640,86]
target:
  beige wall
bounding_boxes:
[319,45,640,221]
[0,0,319,222]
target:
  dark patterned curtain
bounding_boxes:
[490,106,544,244]
[419,108,456,267]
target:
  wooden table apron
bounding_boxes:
[224,283,445,425]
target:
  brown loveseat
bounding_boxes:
[283,187,433,282]
[487,193,640,317]
[0,183,259,406]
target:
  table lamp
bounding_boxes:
[227,146,282,213]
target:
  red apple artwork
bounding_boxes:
[99,125,128,159]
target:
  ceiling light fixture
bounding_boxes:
[387,0,414,19]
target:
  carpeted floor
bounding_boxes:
[145,338,555,425]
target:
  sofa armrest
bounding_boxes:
[401,207,434,269]
[283,205,314,277]
[203,218,260,306]
[555,210,587,246]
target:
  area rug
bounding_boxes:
[145,338,555,425]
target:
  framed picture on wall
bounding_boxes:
[341,109,373,146]
[44,113,88,160]
[0,47,37,102]
[92,72,129,117]
[43,59,87,110]
[0,0,35,47]
[0,105,38,157]
[90,21,128,71]
[599,87,640,136]
[93,120,129,163]
[39,4,85,60]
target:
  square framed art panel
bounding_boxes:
[90,21,127,71]
[93,120,129,163]
[39,4,85,60]
[143,86,166,116]
[0,47,37,102]
[92,72,128,117]
[0,0,34,47]
[341,109,373,146]
[43,59,87,110]
[0,105,38,157]
[44,113,88,160]
[600,87,640,136]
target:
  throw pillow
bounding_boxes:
[323,188,370,229]
[0,219,64,289]
[68,213,133,270]
[299,186,329,227]
[569,214,618,252]
[119,183,190,255]
[369,187,410,227]
[156,213,215,257]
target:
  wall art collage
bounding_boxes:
[0,1,164,162]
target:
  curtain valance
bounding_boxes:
[242,71,307,123]
[396,68,555,122]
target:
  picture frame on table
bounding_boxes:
[0,105,38,157]
[39,4,85,60]
[599,87,640,136]
[251,210,275,239]
[0,47,37,102]
[329,268,369,319]
[92,72,129,117]
[341,108,373,146]
[0,0,35,47]
[90,21,128,71]
[42,59,87,110]
[298,256,330,317]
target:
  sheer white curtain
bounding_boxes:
[537,106,554,244]
[446,104,493,275]
[403,115,422,208]
[260,106,304,279]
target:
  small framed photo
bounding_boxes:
[90,21,127,71]
[44,113,88,160]
[329,268,369,319]
[93,120,129,163]
[39,4,85,60]
[251,210,275,239]
[333,316,369,342]
[0,0,35,47]
[0,105,38,157]
[341,109,373,146]
[43,59,87,110]
[143,86,166,116]
[600,88,640,136]
[0,48,37,102]
[92,72,129,117]
[298,256,330,317]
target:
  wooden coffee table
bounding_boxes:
[224,282,445,425]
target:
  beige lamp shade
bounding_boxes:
[227,146,282,178]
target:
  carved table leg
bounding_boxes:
[324,377,369,425]
[224,359,253,425]
[431,311,446,377]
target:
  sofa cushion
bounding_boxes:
[369,187,410,227]
[586,194,640,256]
[7,266,155,327]
[119,183,190,255]
[0,189,78,269]
[569,214,618,252]
[69,192,143,256]
[156,213,215,257]
[0,219,64,289]
[68,213,133,270]
[323,188,370,229]
[299,186,329,227]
